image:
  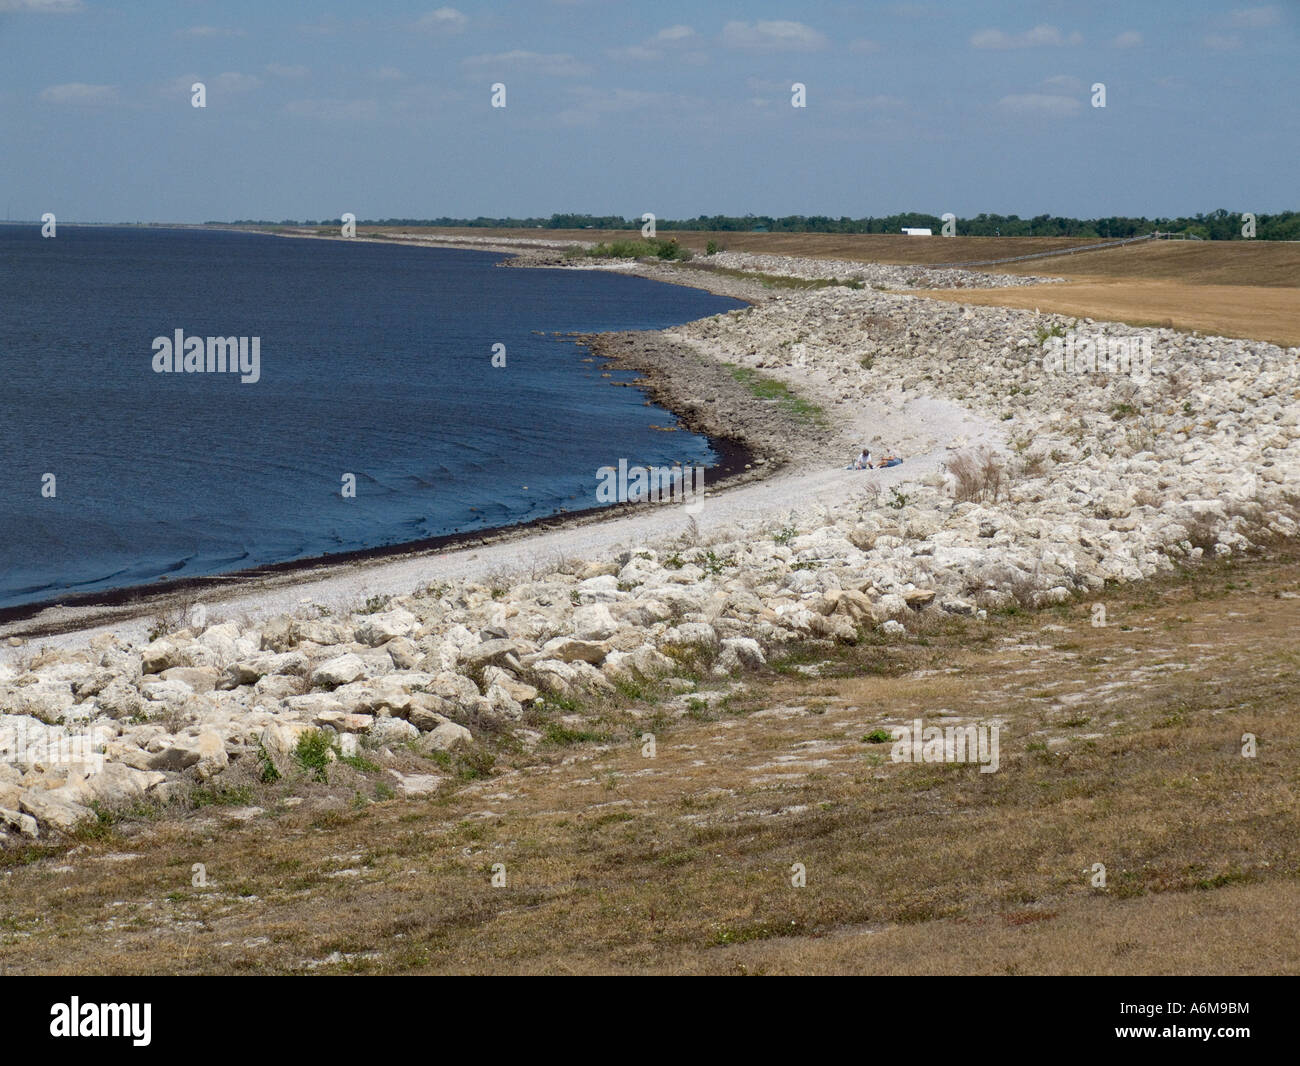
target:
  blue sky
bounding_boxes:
[1,1,1295,222]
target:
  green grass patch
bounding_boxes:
[191,784,255,809]
[726,365,827,425]
[337,752,382,774]
[544,724,610,746]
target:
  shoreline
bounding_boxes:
[7,229,1294,649]
[0,233,799,639]
[0,429,762,639]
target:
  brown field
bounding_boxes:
[345,226,1300,346]
[904,233,1300,348]
[920,280,1300,349]
[3,549,1298,975]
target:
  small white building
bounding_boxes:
[901,227,932,236]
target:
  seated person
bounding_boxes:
[852,448,872,469]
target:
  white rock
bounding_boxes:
[355,608,418,647]
[388,770,440,796]
[422,720,473,752]
[369,717,419,746]
[313,653,367,688]
[716,637,765,673]
[572,603,617,641]
[195,731,229,780]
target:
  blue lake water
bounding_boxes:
[0,225,744,608]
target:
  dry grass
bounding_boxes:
[920,279,1300,349]
[2,548,1299,974]
[945,447,1006,504]
[995,238,1300,288]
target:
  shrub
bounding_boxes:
[146,607,186,642]
[294,729,334,782]
[256,739,281,783]
[584,238,692,262]
[1034,321,1068,347]
[454,745,496,781]
[945,447,1006,504]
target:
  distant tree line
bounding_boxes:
[216,209,1300,241]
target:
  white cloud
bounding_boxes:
[722,20,829,52]
[265,64,310,79]
[1203,33,1243,50]
[1228,6,1281,28]
[39,82,116,104]
[849,38,882,54]
[417,7,468,33]
[608,25,698,62]
[178,26,246,38]
[555,86,667,125]
[371,66,406,81]
[652,25,695,44]
[1112,30,1142,48]
[971,25,1082,49]
[997,93,1082,116]
[0,0,84,11]
[156,72,260,99]
[462,50,591,77]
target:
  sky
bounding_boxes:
[1,0,1296,223]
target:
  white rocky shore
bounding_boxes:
[703,248,1064,288]
[3,247,1298,841]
